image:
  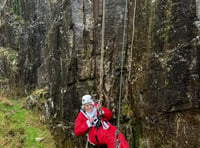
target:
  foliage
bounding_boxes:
[10,0,19,14]
[0,95,56,148]
[0,48,19,95]
[122,103,133,119]
[29,87,49,104]
[0,48,18,76]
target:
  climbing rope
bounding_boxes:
[98,0,106,112]
[117,0,128,130]
[115,130,121,148]
[97,0,129,147]
[115,0,128,147]
[128,0,137,81]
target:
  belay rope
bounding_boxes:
[85,0,106,147]
[98,0,106,113]
[97,0,135,147]
[115,0,129,147]
[128,0,137,81]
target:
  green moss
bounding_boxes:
[122,103,132,119]
[10,0,19,14]
[0,48,18,71]
[132,124,141,147]
[0,48,18,95]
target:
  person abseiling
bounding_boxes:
[74,94,129,148]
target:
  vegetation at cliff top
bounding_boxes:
[0,95,56,148]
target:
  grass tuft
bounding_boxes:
[0,95,56,148]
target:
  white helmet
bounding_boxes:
[82,95,94,105]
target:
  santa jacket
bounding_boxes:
[74,103,114,145]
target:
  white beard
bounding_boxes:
[86,106,98,125]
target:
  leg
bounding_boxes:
[119,132,129,148]
[96,126,129,148]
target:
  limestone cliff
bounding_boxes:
[0,0,200,147]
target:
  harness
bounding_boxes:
[94,114,104,143]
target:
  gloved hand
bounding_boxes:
[97,104,104,116]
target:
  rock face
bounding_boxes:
[0,0,200,147]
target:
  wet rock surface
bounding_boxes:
[0,0,200,147]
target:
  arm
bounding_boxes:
[101,106,112,120]
[74,112,90,136]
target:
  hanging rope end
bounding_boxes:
[115,130,121,148]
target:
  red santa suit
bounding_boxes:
[74,103,129,148]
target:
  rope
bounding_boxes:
[128,0,137,81]
[98,0,106,111]
[115,0,128,146]
[117,0,128,130]
[115,130,121,148]
[115,0,128,147]
[85,138,89,148]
